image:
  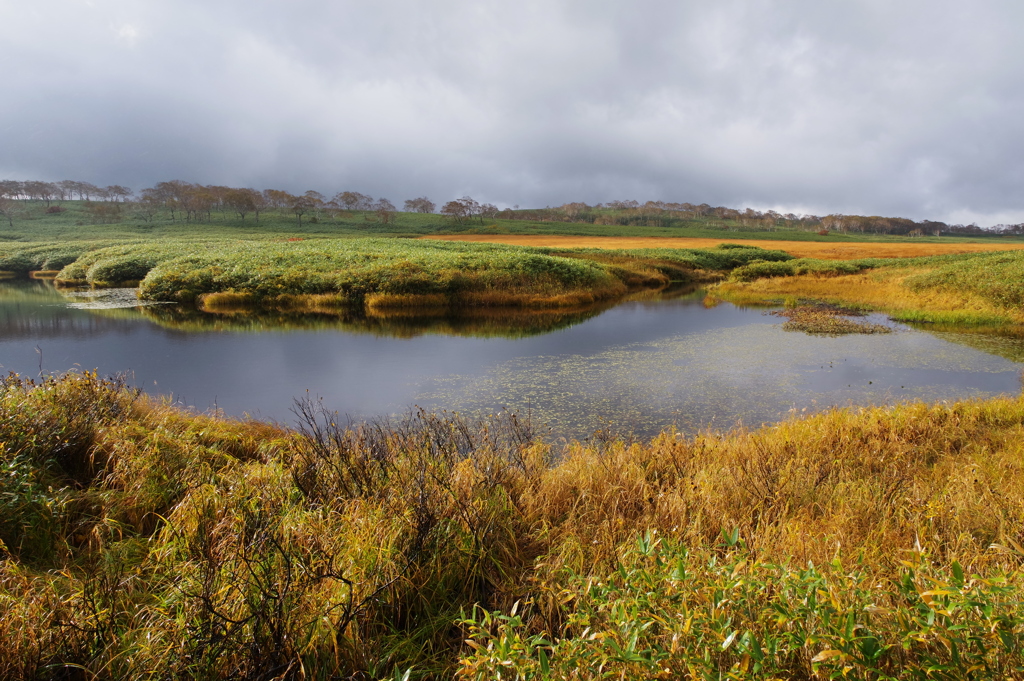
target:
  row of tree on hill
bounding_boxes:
[0,178,505,228]
[530,200,1024,237]
[134,183,412,227]
[1,178,1022,236]
[0,179,132,205]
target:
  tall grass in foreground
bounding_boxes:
[3,372,1024,678]
[460,535,1024,679]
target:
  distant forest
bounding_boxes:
[2,178,1023,237]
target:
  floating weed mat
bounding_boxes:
[770,303,893,335]
[458,532,1024,680]
[60,287,171,310]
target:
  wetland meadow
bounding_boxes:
[4,200,1024,679]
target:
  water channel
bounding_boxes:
[1,279,1022,441]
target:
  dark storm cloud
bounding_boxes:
[3,0,1023,223]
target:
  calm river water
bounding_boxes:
[1,279,1021,441]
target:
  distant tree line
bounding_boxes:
[2,178,1022,236]
[0,179,132,204]
[438,197,499,225]
[0,179,441,229]
[133,182,414,228]
[521,200,1024,237]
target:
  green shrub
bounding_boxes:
[458,533,1024,679]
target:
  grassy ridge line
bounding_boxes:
[716,249,1024,326]
[29,238,791,309]
[3,371,1024,677]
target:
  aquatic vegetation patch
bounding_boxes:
[412,313,1020,441]
[770,303,894,335]
[59,287,173,310]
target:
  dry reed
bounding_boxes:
[3,372,1024,678]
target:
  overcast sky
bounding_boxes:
[2,1,1023,224]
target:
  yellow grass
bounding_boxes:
[364,292,449,311]
[6,370,1024,677]
[428,234,1024,260]
[197,291,258,310]
[456,285,627,309]
[199,291,356,314]
[200,285,632,316]
[714,267,1024,325]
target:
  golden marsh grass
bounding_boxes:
[715,267,1024,325]
[4,372,1024,677]
[428,233,1024,260]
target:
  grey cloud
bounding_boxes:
[2,0,1023,224]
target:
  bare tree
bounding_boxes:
[303,190,326,221]
[226,188,257,223]
[130,195,160,222]
[263,189,292,210]
[0,197,21,227]
[88,202,122,224]
[822,214,846,233]
[23,181,59,206]
[205,185,232,215]
[288,192,320,227]
[403,197,436,213]
[183,187,214,222]
[76,182,101,200]
[459,196,481,223]
[0,180,23,199]
[57,180,78,202]
[440,197,481,225]
[146,180,194,221]
[374,198,397,224]
[333,191,374,211]
[559,202,589,222]
[249,189,270,223]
